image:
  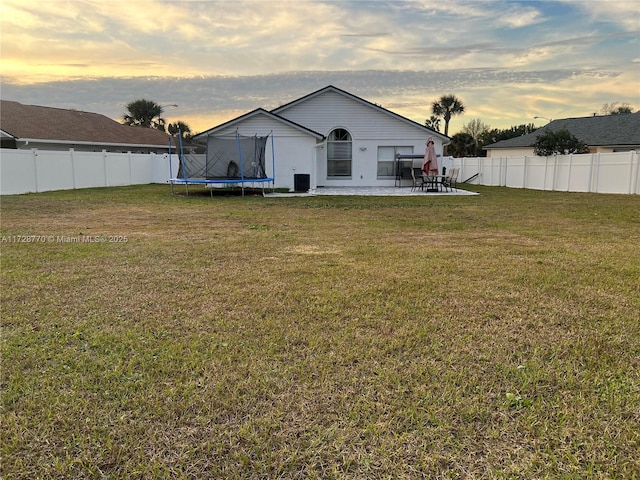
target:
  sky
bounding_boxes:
[1,0,639,136]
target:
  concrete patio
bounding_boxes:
[266,186,479,197]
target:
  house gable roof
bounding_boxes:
[193,108,325,140]
[485,112,640,149]
[272,85,449,142]
[0,100,170,148]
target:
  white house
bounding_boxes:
[0,100,171,153]
[193,85,448,191]
[484,112,640,157]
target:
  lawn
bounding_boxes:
[1,184,639,479]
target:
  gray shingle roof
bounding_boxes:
[485,111,640,149]
[0,100,170,147]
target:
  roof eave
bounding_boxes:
[193,108,325,141]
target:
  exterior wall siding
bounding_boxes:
[13,140,168,154]
[487,148,534,157]
[277,90,441,187]
[205,113,320,190]
[277,91,428,140]
[486,145,640,157]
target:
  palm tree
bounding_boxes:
[425,115,441,132]
[123,99,166,130]
[431,94,465,137]
[168,121,192,138]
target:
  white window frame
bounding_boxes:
[327,128,352,178]
[377,146,414,178]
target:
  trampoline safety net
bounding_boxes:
[178,133,269,180]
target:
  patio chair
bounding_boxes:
[442,168,459,191]
[411,167,426,191]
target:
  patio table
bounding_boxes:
[422,174,447,192]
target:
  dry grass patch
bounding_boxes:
[2,185,639,478]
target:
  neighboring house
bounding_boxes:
[0,100,171,153]
[194,85,448,190]
[484,112,640,157]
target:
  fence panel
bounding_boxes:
[1,148,637,195]
[503,157,523,188]
[525,157,549,190]
[0,150,37,194]
[555,155,594,192]
[36,150,76,192]
[454,151,638,195]
[0,149,175,195]
[104,153,131,187]
[155,154,177,184]
[594,153,635,194]
[73,151,108,189]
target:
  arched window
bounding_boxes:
[327,128,352,177]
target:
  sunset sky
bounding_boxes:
[1,0,639,135]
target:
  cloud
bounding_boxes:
[3,66,631,134]
[496,5,545,28]
[1,0,637,134]
[568,0,640,31]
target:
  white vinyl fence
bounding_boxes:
[449,151,639,195]
[1,148,638,195]
[0,148,179,195]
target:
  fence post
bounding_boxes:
[102,150,108,186]
[70,148,77,189]
[489,156,493,186]
[567,154,573,192]
[31,149,39,193]
[630,150,639,195]
[128,151,133,185]
[523,156,528,189]
[594,153,601,193]
[503,157,507,186]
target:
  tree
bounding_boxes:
[168,121,192,139]
[469,123,537,156]
[533,128,589,156]
[600,102,634,115]
[431,94,465,136]
[462,118,489,141]
[424,115,441,132]
[448,132,476,157]
[481,124,537,144]
[461,118,490,156]
[123,99,166,130]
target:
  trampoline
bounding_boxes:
[170,130,275,196]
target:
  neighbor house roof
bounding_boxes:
[485,112,640,149]
[0,100,170,148]
[194,108,325,140]
[272,85,449,142]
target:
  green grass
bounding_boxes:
[1,184,639,479]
